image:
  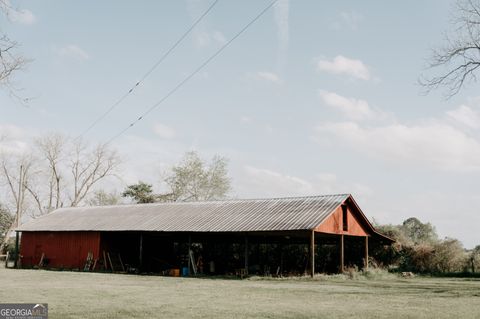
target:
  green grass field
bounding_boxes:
[0,267,479,319]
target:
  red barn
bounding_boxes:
[16,194,392,276]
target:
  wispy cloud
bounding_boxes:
[318,90,387,121]
[187,0,225,48]
[2,0,36,25]
[237,165,372,199]
[330,11,363,31]
[245,71,283,85]
[317,55,371,80]
[193,30,226,48]
[54,45,90,61]
[446,104,480,129]
[240,116,253,124]
[256,71,282,84]
[0,124,31,155]
[153,123,176,140]
[314,120,480,172]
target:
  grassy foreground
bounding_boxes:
[0,267,479,319]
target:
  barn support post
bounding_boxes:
[310,230,315,278]
[139,233,143,270]
[188,235,192,276]
[14,231,19,268]
[364,236,369,270]
[340,234,344,273]
[244,236,249,275]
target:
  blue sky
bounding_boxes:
[1,0,479,248]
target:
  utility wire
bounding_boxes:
[75,0,220,140]
[106,0,278,145]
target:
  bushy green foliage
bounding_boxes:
[122,182,156,204]
[122,152,231,204]
[163,151,230,202]
[401,217,438,245]
[373,218,472,274]
[87,190,120,206]
[470,245,480,273]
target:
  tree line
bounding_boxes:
[373,217,480,275]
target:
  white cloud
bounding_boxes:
[10,9,35,25]
[256,71,282,84]
[317,55,371,80]
[318,90,384,121]
[330,11,363,31]
[314,121,480,172]
[187,0,225,48]
[153,123,176,139]
[446,104,480,129]
[212,31,226,44]
[193,30,227,48]
[240,116,252,124]
[193,31,226,48]
[274,0,289,70]
[2,1,36,25]
[242,166,317,197]
[0,124,31,155]
[237,166,372,200]
[55,45,90,61]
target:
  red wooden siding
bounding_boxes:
[315,203,369,236]
[20,231,101,269]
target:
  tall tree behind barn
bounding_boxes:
[161,151,231,202]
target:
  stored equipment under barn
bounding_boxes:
[16,194,393,276]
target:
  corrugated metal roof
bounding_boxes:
[17,194,350,232]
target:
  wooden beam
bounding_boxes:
[365,236,369,270]
[310,230,315,277]
[139,233,143,270]
[188,235,192,276]
[244,236,249,275]
[14,231,19,268]
[340,234,344,273]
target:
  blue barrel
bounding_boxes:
[182,267,189,276]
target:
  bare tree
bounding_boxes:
[69,140,121,207]
[0,133,121,219]
[35,133,65,211]
[420,0,480,97]
[0,154,33,251]
[0,1,29,97]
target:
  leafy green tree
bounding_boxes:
[470,245,480,273]
[161,151,231,202]
[431,238,467,273]
[122,182,155,204]
[87,190,120,206]
[401,217,438,245]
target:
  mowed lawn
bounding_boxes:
[0,267,479,319]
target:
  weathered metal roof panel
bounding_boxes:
[17,194,350,232]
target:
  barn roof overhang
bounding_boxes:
[16,194,393,243]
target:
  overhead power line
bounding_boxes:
[106,0,279,144]
[75,0,220,140]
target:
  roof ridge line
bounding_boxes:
[70,194,351,209]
